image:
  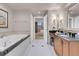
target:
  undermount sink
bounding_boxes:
[60,35,68,38]
[49,30,57,33]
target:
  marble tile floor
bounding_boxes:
[23,40,57,56]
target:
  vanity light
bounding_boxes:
[77,33,79,35]
[59,15,63,20]
[52,14,56,20]
[51,14,57,23]
[38,11,41,14]
[70,11,72,14]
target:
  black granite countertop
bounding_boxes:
[55,32,79,42]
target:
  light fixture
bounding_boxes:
[59,15,63,20]
[38,11,41,14]
[52,14,56,19]
[70,11,72,14]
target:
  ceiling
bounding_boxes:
[3,3,67,11]
[69,4,79,17]
[3,3,72,17]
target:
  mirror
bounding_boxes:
[50,11,68,30]
[68,4,79,28]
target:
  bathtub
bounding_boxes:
[0,34,30,56]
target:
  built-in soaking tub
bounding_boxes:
[0,34,30,56]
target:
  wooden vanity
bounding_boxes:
[54,34,79,56]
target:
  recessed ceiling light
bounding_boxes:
[70,11,72,14]
[38,11,41,14]
[69,10,72,14]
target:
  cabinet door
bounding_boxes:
[54,36,58,54]
[58,38,63,56]
[70,42,79,56]
[63,40,69,56]
[54,36,63,56]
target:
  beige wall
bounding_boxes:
[0,4,31,35]
[0,4,13,34]
[12,11,31,34]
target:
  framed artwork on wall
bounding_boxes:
[0,9,8,28]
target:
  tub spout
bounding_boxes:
[0,35,4,38]
[3,41,7,47]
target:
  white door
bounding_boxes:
[31,15,34,40]
[44,15,48,42]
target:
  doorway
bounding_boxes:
[35,18,44,39]
[31,15,48,42]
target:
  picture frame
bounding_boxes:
[0,9,8,28]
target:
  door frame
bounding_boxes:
[34,16,44,40]
[31,15,48,42]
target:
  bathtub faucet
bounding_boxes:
[3,41,7,47]
[3,40,11,47]
[0,35,4,38]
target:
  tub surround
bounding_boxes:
[0,34,30,56]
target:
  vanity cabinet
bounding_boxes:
[54,35,79,56]
[54,35,69,56]
[70,41,79,56]
[54,35,63,56]
[62,39,69,56]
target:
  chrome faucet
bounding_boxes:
[3,40,11,47]
[0,35,4,38]
[3,41,7,47]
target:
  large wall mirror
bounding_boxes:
[68,4,79,28]
[51,12,67,30]
[0,9,8,28]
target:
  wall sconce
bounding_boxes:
[52,14,57,19]
[59,15,63,20]
[59,14,64,29]
[51,14,57,23]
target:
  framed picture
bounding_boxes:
[0,9,8,28]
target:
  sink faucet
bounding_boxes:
[3,41,7,47]
[0,35,4,38]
